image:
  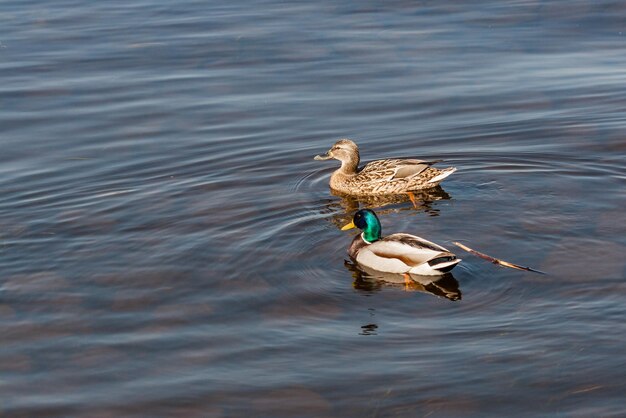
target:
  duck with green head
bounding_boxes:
[314,139,456,199]
[341,209,461,276]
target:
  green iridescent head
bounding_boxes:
[341,209,382,243]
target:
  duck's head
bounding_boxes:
[341,209,381,243]
[314,139,360,171]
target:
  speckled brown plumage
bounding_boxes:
[314,139,456,196]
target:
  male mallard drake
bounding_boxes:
[341,209,461,276]
[314,139,456,197]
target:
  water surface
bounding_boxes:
[1,1,625,417]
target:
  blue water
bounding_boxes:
[1,1,625,417]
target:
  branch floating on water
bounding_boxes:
[453,241,545,274]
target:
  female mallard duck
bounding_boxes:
[314,139,456,197]
[341,209,461,276]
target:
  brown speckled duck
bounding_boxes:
[314,139,456,202]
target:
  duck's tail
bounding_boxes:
[427,167,457,184]
[428,257,462,273]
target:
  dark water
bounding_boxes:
[2,1,625,416]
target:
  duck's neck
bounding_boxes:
[361,225,381,244]
[338,152,359,174]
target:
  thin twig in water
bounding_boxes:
[453,242,545,274]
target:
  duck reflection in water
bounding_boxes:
[323,186,451,230]
[360,323,378,336]
[345,260,461,301]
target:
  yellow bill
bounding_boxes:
[341,221,356,231]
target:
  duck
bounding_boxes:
[341,209,461,276]
[314,139,456,202]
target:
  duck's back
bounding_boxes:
[352,233,453,273]
[359,159,432,180]
[334,159,455,195]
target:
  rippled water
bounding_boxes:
[2,1,625,416]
